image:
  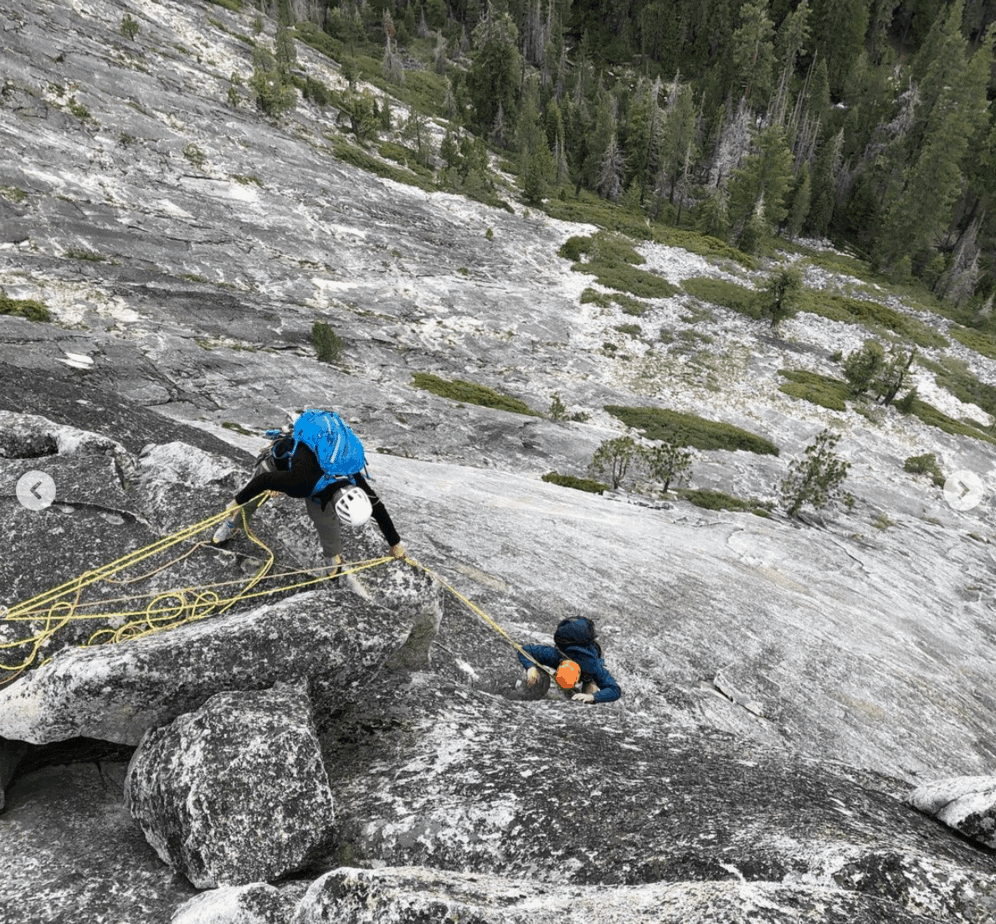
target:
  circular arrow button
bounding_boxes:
[943,470,984,511]
[16,471,56,511]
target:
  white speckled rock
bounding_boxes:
[908,776,996,848]
[125,683,335,888]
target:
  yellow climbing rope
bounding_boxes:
[0,497,392,690]
[1,499,548,693]
[405,557,555,678]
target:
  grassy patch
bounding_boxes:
[413,372,540,417]
[798,291,947,349]
[778,369,851,412]
[654,227,756,268]
[919,355,996,420]
[605,405,779,455]
[903,396,996,445]
[330,137,437,193]
[560,232,679,300]
[679,488,772,516]
[949,325,996,361]
[0,292,51,322]
[206,0,242,10]
[541,472,608,494]
[681,277,760,319]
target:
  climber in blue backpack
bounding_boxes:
[515,616,621,704]
[213,409,405,577]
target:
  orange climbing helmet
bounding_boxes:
[555,659,581,690]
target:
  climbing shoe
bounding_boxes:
[212,519,240,545]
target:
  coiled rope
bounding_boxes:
[0,503,550,693]
[0,496,391,689]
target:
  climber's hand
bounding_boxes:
[572,693,595,704]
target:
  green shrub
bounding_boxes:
[904,396,996,445]
[183,143,206,167]
[560,232,678,300]
[948,325,996,362]
[311,320,344,363]
[412,372,540,416]
[579,287,648,315]
[65,247,107,262]
[798,292,947,348]
[606,405,779,456]
[778,369,850,411]
[541,472,608,494]
[679,488,771,515]
[0,292,51,322]
[903,452,945,487]
[681,277,760,319]
[331,138,438,193]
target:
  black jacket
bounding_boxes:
[235,441,401,547]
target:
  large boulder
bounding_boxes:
[171,882,310,924]
[125,682,335,888]
[0,558,440,745]
[287,865,950,924]
[908,776,996,849]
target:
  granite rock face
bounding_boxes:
[3,0,996,921]
[288,866,962,924]
[125,683,335,888]
[909,776,996,849]
[171,881,310,924]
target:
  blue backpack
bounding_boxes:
[554,617,601,657]
[269,409,367,497]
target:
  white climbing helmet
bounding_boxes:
[333,485,372,527]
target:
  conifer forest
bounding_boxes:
[282,0,996,317]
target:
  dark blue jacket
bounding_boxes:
[517,643,621,704]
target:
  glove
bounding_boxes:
[572,693,595,704]
[389,543,406,560]
[525,667,542,685]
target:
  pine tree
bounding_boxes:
[466,10,522,139]
[809,0,869,98]
[655,79,698,210]
[732,0,776,108]
[785,162,811,238]
[781,429,851,518]
[875,15,993,276]
[517,78,554,204]
[596,134,626,202]
[726,124,794,248]
[590,436,638,490]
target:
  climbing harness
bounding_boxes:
[0,496,392,690]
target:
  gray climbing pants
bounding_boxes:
[237,456,342,560]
